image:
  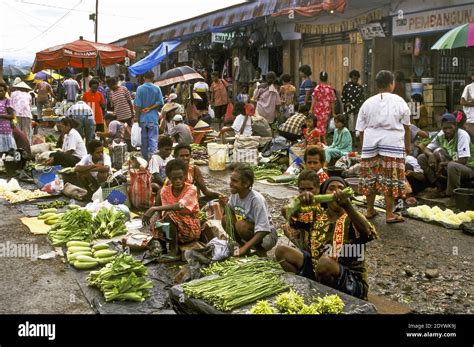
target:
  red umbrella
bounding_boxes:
[32,37,135,72]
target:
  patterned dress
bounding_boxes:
[312,84,336,137]
[0,99,17,153]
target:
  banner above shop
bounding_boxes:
[211,32,235,43]
[392,4,474,37]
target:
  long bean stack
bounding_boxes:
[200,256,279,277]
[223,205,235,243]
[184,257,289,311]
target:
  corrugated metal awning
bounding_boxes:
[148,0,278,43]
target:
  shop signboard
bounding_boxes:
[359,22,386,40]
[392,4,474,36]
[178,50,189,63]
[211,32,236,43]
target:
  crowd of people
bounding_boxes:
[1,63,473,301]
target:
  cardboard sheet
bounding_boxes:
[21,217,50,235]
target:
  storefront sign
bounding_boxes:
[178,50,189,63]
[392,4,474,36]
[211,32,235,43]
[359,22,386,40]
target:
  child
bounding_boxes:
[325,114,352,164]
[303,114,321,147]
[149,135,174,190]
[236,84,254,116]
[304,146,329,184]
[279,74,296,120]
[408,94,428,129]
[0,82,17,154]
[280,169,321,251]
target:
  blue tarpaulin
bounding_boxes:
[128,40,181,77]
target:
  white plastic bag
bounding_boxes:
[131,123,141,148]
[328,117,335,133]
[208,105,215,119]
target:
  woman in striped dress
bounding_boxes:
[356,70,411,224]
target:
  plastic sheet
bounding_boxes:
[169,272,377,315]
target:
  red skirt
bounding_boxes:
[358,155,406,198]
[164,211,201,243]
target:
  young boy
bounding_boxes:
[149,135,174,189]
[304,146,329,183]
[280,170,321,251]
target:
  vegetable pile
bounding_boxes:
[66,241,118,270]
[92,207,128,239]
[190,144,208,161]
[0,189,50,203]
[407,205,474,227]
[37,200,68,209]
[184,257,289,311]
[286,187,355,217]
[37,208,62,225]
[87,254,153,302]
[48,208,93,246]
[223,205,236,244]
[249,290,344,315]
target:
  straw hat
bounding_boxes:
[161,103,179,115]
[187,92,202,101]
[13,80,32,91]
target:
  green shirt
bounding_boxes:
[329,127,352,153]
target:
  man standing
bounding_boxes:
[134,70,163,160]
[63,74,81,103]
[33,79,55,118]
[66,100,95,143]
[461,73,474,137]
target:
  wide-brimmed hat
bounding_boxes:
[161,103,179,115]
[13,81,32,91]
[173,114,183,122]
[188,92,203,101]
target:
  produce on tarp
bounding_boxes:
[184,257,289,311]
[92,207,128,239]
[66,241,118,269]
[48,208,93,246]
[275,289,305,314]
[407,205,474,227]
[0,189,50,203]
[37,200,68,209]
[87,254,153,302]
[190,144,208,161]
[249,300,277,314]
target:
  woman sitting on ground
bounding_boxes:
[325,114,353,164]
[275,176,377,300]
[142,159,201,259]
[46,118,87,167]
[220,165,278,257]
[219,101,252,138]
[173,143,223,205]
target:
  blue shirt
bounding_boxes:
[135,82,163,125]
[298,78,313,105]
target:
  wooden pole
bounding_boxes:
[95,0,99,42]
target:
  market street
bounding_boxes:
[0,167,472,314]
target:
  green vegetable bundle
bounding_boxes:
[286,187,355,218]
[252,168,284,181]
[201,256,279,277]
[185,257,289,311]
[223,205,235,243]
[38,200,68,209]
[87,254,153,302]
[92,207,128,239]
[249,300,277,314]
[198,209,208,224]
[48,208,93,246]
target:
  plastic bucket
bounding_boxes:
[207,143,228,171]
[289,145,305,167]
[453,188,474,212]
[411,82,423,96]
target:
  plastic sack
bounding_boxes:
[208,105,215,119]
[207,237,231,261]
[328,117,335,133]
[131,122,141,148]
[32,165,62,189]
[128,168,154,209]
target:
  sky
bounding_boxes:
[0,0,245,66]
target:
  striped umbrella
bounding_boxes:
[25,69,63,82]
[431,23,474,49]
